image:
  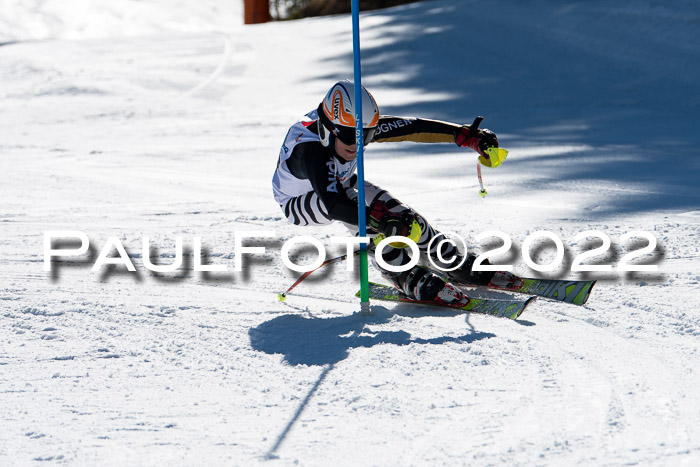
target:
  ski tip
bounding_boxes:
[277,293,286,302]
[578,280,597,305]
[569,280,597,306]
[511,296,537,320]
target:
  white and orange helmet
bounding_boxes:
[317,80,380,147]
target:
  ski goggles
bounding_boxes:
[318,105,377,146]
[332,124,377,146]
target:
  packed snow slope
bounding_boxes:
[1,0,699,465]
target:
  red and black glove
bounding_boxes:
[368,199,417,238]
[455,125,499,159]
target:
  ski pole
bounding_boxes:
[471,116,483,131]
[278,251,360,301]
[469,116,488,197]
[477,162,487,197]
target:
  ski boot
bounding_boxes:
[487,271,524,289]
[428,252,494,286]
[381,265,469,307]
[441,254,522,288]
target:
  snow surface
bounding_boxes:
[1,0,700,465]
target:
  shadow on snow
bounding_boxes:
[249,305,496,366]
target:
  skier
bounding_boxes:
[272,80,505,306]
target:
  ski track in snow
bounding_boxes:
[1,0,700,465]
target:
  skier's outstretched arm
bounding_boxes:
[372,116,462,143]
[372,116,501,166]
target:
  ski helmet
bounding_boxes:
[317,80,380,148]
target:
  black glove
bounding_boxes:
[368,199,417,238]
[455,125,499,158]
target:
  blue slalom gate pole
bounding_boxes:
[351,0,371,315]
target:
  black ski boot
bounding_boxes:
[443,253,496,286]
[381,265,468,306]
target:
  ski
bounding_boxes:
[278,256,595,306]
[358,282,535,320]
[451,274,596,306]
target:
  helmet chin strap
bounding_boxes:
[317,115,352,161]
[327,132,339,158]
[320,122,341,158]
